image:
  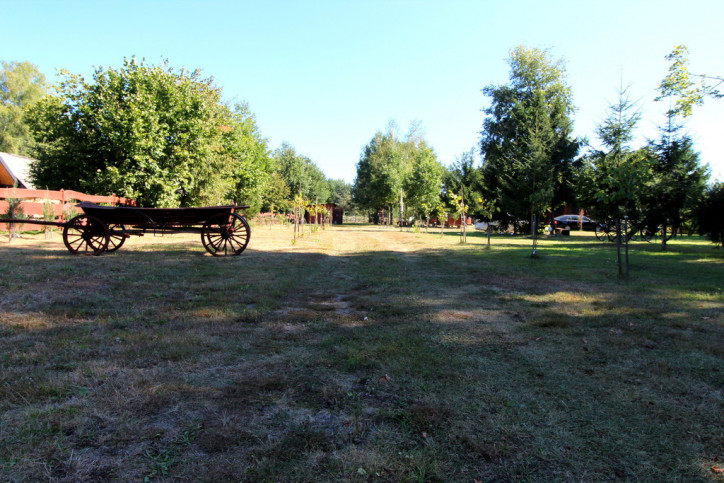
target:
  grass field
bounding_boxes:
[1,224,722,482]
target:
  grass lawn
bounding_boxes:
[0,224,722,481]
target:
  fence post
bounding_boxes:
[60,189,65,222]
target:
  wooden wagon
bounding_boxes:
[2,202,251,257]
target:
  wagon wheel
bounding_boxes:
[594,225,609,241]
[642,225,676,243]
[605,222,634,243]
[63,215,110,256]
[106,224,127,252]
[201,212,251,256]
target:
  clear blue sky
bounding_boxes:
[5,0,724,182]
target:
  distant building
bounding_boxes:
[304,203,343,224]
[0,152,36,189]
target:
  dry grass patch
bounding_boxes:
[1,225,722,481]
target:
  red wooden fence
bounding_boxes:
[0,188,135,230]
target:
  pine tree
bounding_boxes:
[480,45,578,253]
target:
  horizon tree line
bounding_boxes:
[350,44,720,251]
[1,47,721,246]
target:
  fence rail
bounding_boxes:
[0,188,136,230]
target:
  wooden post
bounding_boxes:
[60,189,66,222]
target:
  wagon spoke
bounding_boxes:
[69,239,85,251]
[90,235,105,246]
[206,234,225,253]
[65,232,86,249]
[208,234,225,249]
[228,233,246,252]
[231,228,248,242]
[227,237,241,252]
[66,234,83,246]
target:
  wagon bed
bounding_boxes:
[77,202,242,227]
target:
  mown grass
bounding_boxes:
[0,225,722,481]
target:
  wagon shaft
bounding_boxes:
[0,218,69,228]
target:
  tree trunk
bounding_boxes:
[616,218,623,278]
[531,213,538,257]
[624,222,630,278]
[399,192,404,229]
[661,221,668,252]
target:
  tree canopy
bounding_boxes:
[272,142,331,204]
[26,58,270,208]
[443,149,485,218]
[327,178,353,212]
[656,45,723,117]
[352,128,404,221]
[352,123,443,224]
[0,61,47,155]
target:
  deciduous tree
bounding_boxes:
[273,142,330,204]
[353,123,441,225]
[0,61,47,155]
[261,171,291,213]
[443,149,484,219]
[222,103,273,214]
[327,178,353,212]
[352,128,404,224]
[26,57,270,208]
[404,142,443,222]
[651,47,713,251]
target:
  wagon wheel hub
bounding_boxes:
[218,225,233,239]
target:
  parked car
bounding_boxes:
[552,214,604,232]
[474,221,497,231]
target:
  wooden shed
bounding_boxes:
[304,203,344,224]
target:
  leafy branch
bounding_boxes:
[656,45,723,117]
